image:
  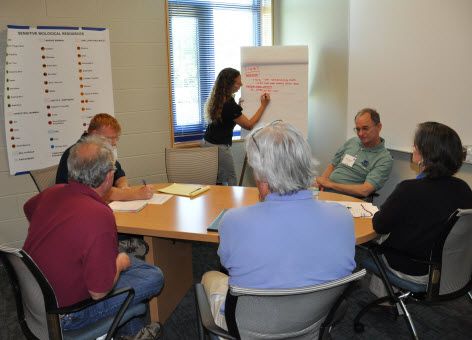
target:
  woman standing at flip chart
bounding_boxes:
[202,67,270,185]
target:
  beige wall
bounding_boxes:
[273,0,349,174]
[0,0,170,246]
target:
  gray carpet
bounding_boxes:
[2,244,472,340]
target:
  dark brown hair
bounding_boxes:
[414,121,463,178]
[205,68,240,123]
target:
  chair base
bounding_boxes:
[353,294,419,340]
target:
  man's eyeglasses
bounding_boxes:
[251,120,283,152]
[353,125,377,134]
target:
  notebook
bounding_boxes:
[157,183,210,198]
[109,194,173,212]
[207,209,228,232]
[109,200,147,212]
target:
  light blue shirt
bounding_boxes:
[218,190,356,289]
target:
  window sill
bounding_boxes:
[172,141,202,148]
[172,136,244,148]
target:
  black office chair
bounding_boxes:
[354,208,472,339]
[195,269,366,340]
[0,245,147,340]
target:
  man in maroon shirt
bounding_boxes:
[23,135,164,336]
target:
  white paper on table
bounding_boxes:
[109,194,172,212]
[109,200,147,212]
[324,201,379,218]
[147,193,173,205]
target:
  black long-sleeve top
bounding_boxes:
[373,176,472,275]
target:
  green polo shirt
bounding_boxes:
[329,137,393,190]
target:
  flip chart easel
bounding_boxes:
[238,45,308,185]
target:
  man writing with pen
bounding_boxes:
[57,113,153,201]
[56,113,152,257]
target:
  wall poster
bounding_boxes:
[3,25,114,175]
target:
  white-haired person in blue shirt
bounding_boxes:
[201,121,356,332]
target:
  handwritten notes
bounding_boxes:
[240,46,308,137]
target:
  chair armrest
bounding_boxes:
[375,244,439,266]
[51,287,135,340]
[357,242,439,267]
[50,286,134,314]
[195,283,236,340]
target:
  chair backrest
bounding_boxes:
[438,209,472,296]
[227,269,366,339]
[0,245,60,339]
[30,164,59,192]
[165,147,218,185]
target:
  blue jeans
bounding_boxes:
[362,256,427,294]
[61,257,164,336]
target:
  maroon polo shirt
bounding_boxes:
[23,182,118,307]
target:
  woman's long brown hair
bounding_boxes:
[205,68,240,123]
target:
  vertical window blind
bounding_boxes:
[168,0,272,143]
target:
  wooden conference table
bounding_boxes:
[114,183,376,323]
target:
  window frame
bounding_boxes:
[167,0,271,145]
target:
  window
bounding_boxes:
[168,0,272,143]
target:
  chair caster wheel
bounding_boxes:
[354,322,365,333]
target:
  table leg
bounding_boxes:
[144,236,193,323]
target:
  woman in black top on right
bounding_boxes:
[372,121,472,286]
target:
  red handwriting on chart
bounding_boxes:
[244,66,260,78]
[244,76,300,93]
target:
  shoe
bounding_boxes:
[118,238,149,259]
[119,322,162,340]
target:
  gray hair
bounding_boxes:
[67,135,115,188]
[246,121,317,195]
[355,108,380,125]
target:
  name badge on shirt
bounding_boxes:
[341,154,356,167]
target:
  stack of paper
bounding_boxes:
[325,201,379,218]
[109,193,173,212]
[158,183,210,197]
[109,200,147,212]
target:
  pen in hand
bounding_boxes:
[140,179,154,199]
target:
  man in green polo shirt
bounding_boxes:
[316,108,393,198]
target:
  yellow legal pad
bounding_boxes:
[157,183,210,198]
